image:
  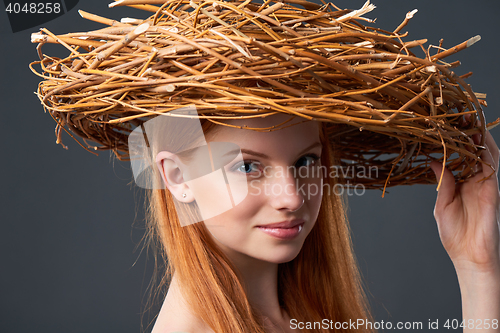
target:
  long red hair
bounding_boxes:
[141,119,374,332]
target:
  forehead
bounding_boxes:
[208,114,321,152]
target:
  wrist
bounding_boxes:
[454,263,500,332]
[453,258,500,278]
[454,262,500,295]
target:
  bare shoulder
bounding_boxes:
[151,277,214,333]
[151,308,213,333]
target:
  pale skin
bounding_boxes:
[430,129,500,332]
[152,114,500,333]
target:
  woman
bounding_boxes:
[29,0,500,331]
[147,112,372,332]
[143,111,500,333]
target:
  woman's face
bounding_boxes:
[194,114,324,265]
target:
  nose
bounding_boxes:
[267,168,305,212]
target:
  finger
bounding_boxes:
[480,144,498,182]
[470,113,483,145]
[430,160,457,209]
[479,131,499,177]
[484,130,499,169]
[464,112,481,126]
[472,132,481,145]
[464,113,472,124]
[463,114,481,154]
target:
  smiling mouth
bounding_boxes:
[256,222,305,240]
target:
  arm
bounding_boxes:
[430,130,500,333]
[456,264,500,332]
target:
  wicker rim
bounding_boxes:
[30,0,499,193]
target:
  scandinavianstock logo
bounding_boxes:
[3,0,78,32]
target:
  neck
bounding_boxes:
[221,246,287,327]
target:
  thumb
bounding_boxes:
[430,160,457,209]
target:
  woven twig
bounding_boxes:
[30,0,498,191]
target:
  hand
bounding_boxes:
[430,130,500,274]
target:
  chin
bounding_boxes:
[261,242,305,264]
[266,253,301,265]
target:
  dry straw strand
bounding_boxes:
[30,0,499,190]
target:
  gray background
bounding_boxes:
[1,0,499,332]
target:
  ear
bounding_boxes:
[156,151,193,202]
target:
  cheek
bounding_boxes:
[309,191,323,223]
[187,166,253,221]
[186,170,240,220]
[203,190,263,238]
[302,173,324,222]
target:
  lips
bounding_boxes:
[256,219,305,240]
[256,219,305,229]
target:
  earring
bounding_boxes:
[182,193,187,198]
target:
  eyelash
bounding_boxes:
[231,153,321,175]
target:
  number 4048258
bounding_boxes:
[5,2,61,14]
[443,319,499,330]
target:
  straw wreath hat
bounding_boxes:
[30,0,498,191]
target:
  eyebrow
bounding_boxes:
[226,141,323,159]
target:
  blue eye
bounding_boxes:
[233,161,261,174]
[295,154,320,168]
[230,154,320,175]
